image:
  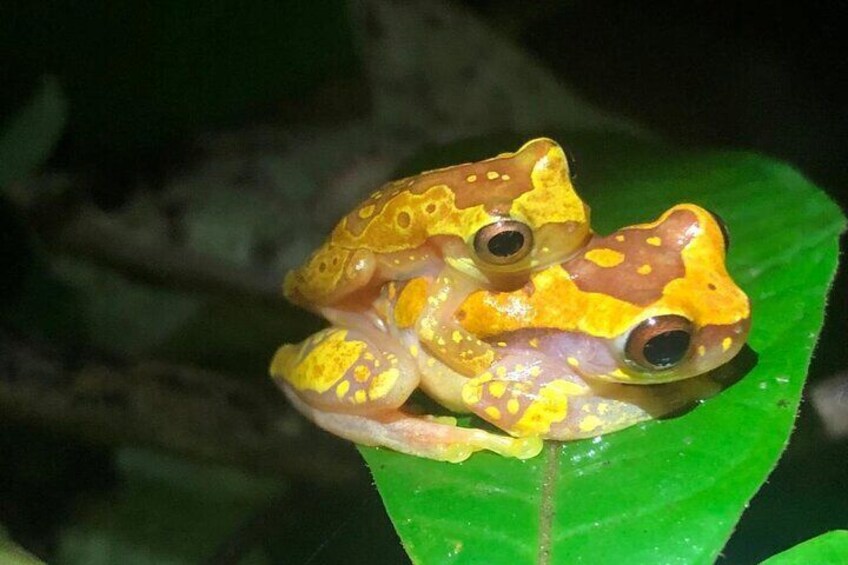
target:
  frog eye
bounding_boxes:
[625,315,693,370]
[473,220,534,265]
[706,208,730,251]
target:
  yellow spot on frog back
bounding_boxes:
[466,174,478,182]
[615,235,625,242]
[646,236,662,246]
[462,383,482,405]
[484,406,502,420]
[394,278,430,329]
[722,337,733,352]
[368,368,400,400]
[488,381,507,398]
[579,415,603,433]
[353,365,371,382]
[354,389,367,404]
[637,264,652,275]
[282,330,365,394]
[507,398,520,414]
[697,345,706,356]
[512,380,583,435]
[584,248,625,268]
[486,171,500,180]
[451,330,463,344]
[335,380,350,399]
[567,357,580,367]
[358,204,375,219]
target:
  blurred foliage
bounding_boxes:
[0,79,84,344]
[0,77,66,190]
[56,448,282,565]
[0,536,45,565]
[0,1,358,168]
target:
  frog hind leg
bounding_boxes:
[461,353,592,438]
[281,388,542,462]
[270,326,417,413]
[271,327,541,462]
[462,352,723,440]
[543,374,724,440]
[415,270,498,376]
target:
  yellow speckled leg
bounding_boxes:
[270,327,542,461]
[461,354,591,438]
[270,326,418,413]
[462,353,724,440]
[415,271,497,377]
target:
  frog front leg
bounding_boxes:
[415,269,498,376]
[270,326,541,462]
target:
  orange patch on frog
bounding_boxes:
[393,278,431,328]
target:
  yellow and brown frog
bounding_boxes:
[271,203,751,462]
[283,138,590,376]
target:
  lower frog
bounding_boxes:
[271,204,751,462]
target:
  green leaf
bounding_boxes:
[762,531,848,564]
[0,529,44,565]
[0,76,67,190]
[359,132,846,564]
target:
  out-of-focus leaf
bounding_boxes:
[0,529,44,565]
[56,448,282,565]
[0,77,66,190]
[359,132,846,563]
[761,530,848,564]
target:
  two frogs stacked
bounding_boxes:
[270,139,751,462]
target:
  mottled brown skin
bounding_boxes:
[341,141,553,238]
[569,210,693,305]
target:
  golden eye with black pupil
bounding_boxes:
[473,220,533,265]
[625,315,693,370]
[706,208,730,251]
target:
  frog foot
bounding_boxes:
[282,386,542,462]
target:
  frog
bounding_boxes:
[270,203,751,462]
[283,138,591,377]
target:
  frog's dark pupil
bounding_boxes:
[487,230,525,257]
[643,330,690,368]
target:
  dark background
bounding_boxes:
[1,1,845,563]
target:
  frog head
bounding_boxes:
[287,138,591,308]
[457,204,751,383]
[432,137,592,288]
